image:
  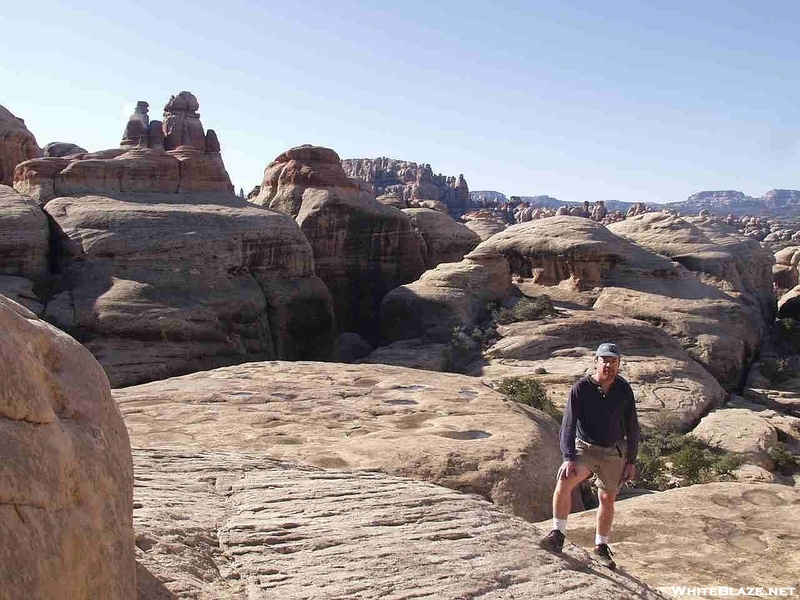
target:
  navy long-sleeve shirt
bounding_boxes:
[560,375,640,464]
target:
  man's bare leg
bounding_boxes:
[552,465,592,519]
[596,487,617,537]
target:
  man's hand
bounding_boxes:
[622,463,636,482]
[556,460,578,481]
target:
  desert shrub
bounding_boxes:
[775,318,800,353]
[759,357,794,384]
[491,296,556,325]
[496,377,561,420]
[442,326,479,373]
[636,432,742,489]
[768,442,800,474]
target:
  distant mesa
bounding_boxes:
[342,157,472,217]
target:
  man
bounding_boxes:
[539,342,640,569]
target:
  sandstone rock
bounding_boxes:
[341,157,473,216]
[376,192,406,208]
[777,284,800,319]
[44,196,335,386]
[42,142,87,158]
[403,207,480,269]
[743,359,800,417]
[0,185,49,282]
[0,295,134,599]
[336,331,373,363]
[475,308,725,430]
[548,483,800,594]
[133,448,662,599]
[727,396,800,444]
[361,337,450,371]
[253,145,426,341]
[115,361,563,521]
[0,104,42,186]
[479,216,764,389]
[162,91,205,151]
[380,246,511,344]
[691,406,778,469]
[773,263,797,292]
[15,93,233,202]
[464,216,508,240]
[121,101,150,148]
[774,245,800,267]
[416,198,449,212]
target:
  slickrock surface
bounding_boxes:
[464,216,508,240]
[0,295,134,600]
[44,196,335,387]
[691,406,778,469]
[777,284,800,319]
[253,145,426,340]
[0,185,49,313]
[552,483,800,596]
[0,104,41,186]
[403,207,481,268]
[133,449,664,600]
[744,359,800,417]
[478,216,766,389]
[474,308,725,430]
[380,246,511,343]
[116,361,563,521]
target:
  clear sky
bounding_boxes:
[2,1,798,204]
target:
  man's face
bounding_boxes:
[595,356,620,384]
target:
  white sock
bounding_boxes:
[553,518,568,533]
[595,534,609,545]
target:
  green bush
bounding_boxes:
[636,432,742,489]
[775,318,800,353]
[768,442,800,474]
[759,357,794,384]
[496,377,561,420]
[442,326,478,374]
[491,296,556,325]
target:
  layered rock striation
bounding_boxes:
[253,145,426,342]
[14,92,233,203]
[7,94,335,386]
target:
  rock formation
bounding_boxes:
[0,104,41,186]
[403,207,481,268]
[42,142,87,158]
[115,361,563,521]
[44,196,334,387]
[9,94,335,387]
[15,92,233,202]
[252,145,426,341]
[0,295,135,599]
[478,215,767,389]
[551,483,800,594]
[475,309,726,431]
[0,185,49,314]
[380,246,511,344]
[341,157,473,216]
[132,449,662,599]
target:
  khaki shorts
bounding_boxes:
[575,438,627,491]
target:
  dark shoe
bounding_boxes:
[539,529,565,553]
[593,543,616,569]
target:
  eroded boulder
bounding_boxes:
[403,207,481,268]
[44,196,334,387]
[0,104,41,186]
[0,295,134,599]
[253,145,426,341]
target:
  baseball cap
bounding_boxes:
[595,343,621,358]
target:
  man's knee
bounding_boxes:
[598,488,617,505]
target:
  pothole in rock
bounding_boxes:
[384,399,419,406]
[436,430,492,440]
